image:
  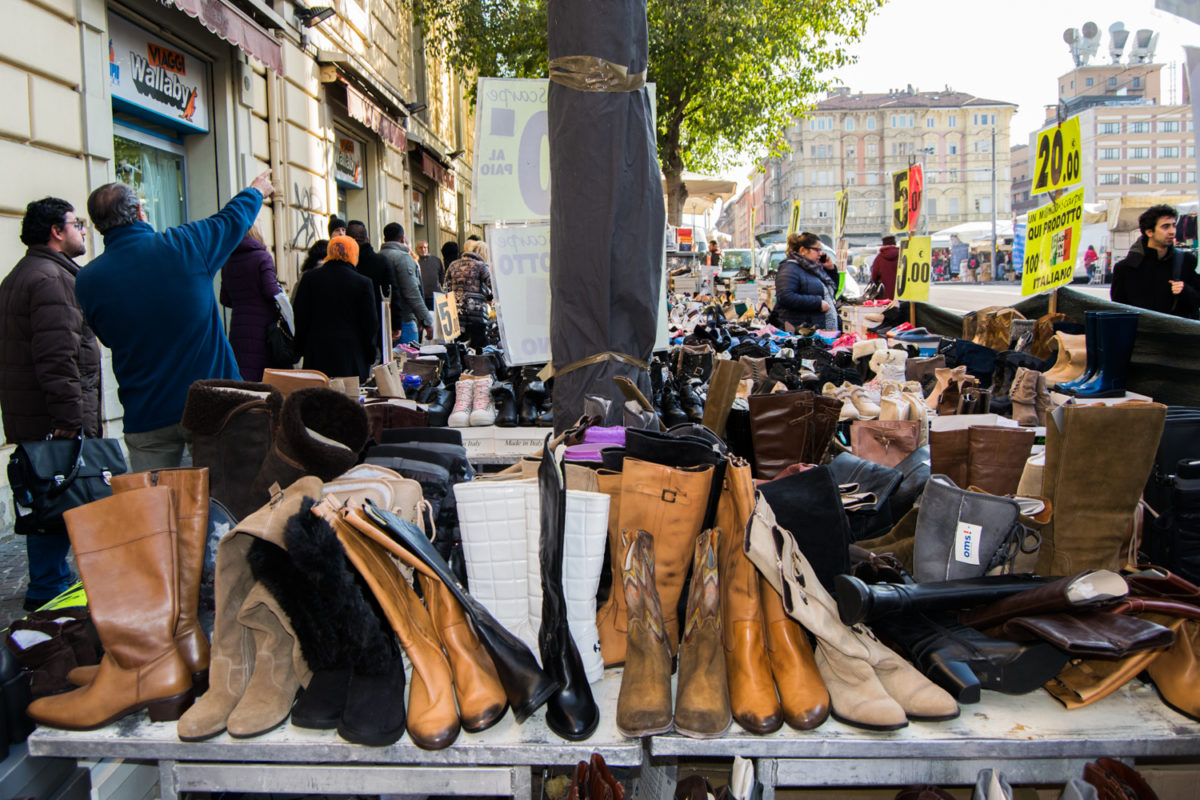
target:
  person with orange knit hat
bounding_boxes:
[291,234,378,380]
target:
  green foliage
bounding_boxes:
[411,0,882,183]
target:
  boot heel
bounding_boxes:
[147,690,194,722]
[925,654,980,704]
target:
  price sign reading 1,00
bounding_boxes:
[1032,117,1082,195]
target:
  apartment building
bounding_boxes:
[761,85,1016,245]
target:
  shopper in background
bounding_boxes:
[77,171,273,471]
[706,238,722,267]
[1084,245,1099,283]
[416,240,444,310]
[0,197,101,610]
[299,239,328,275]
[345,219,392,309]
[445,239,494,351]
[327,216,346,239]
[219,224,288,382]
[869,234,900,300]
[292,235,378,381]
[772,231,839,331]
[1112,204,1200,319]
[380,222,432,344]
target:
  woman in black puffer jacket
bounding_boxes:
[773,231,840,331]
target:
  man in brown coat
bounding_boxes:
[0,196,102,609]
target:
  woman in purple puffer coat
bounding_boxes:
[219,225,283,382]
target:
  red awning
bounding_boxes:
[166,0,283,73]
[344,82,407,150]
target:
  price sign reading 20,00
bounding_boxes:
[1032,117,1082,196]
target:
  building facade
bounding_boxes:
[0,0,474,528]
[762,86,1016,245]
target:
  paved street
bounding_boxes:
[0,533,32,631]
[928,281,1111,314]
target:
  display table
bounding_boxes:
[27,672,640,800]
[650,682,1200,797]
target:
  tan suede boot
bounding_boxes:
[225,583,305,738]
[673,529,731,738]
[714,459,781,734]
[615,530,673,737]
[27,488,191,730]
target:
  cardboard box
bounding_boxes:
[1049,389,1152,407]
[457,427,495,458]
[492,428,548,458]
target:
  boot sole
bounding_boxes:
[829,709,908,732]
[549,713,600,742]
[461,704,510,734]
[178,726,228,743]
[616,721,673,738]
[337,721,408,747]
[227,714,291,739]
[906,708,960,723]
[673,719,733,739]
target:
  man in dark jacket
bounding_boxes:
[380,223,432,344]
[0,197,102,609]
[416,240,443,310]
[1112,204,1200,319]
[77,171,274,471]
[346,220,392,312]
[870,235,900,299]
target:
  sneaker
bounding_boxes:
[448,377,475,427]
[468,375,496,426]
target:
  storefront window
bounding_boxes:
[113,130,186,230]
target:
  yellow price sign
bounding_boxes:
[787,200,802,237]
[896,236,932,302]
[433,291,461,342]
[890,169,910,233]
[1031,117,1082,196]
[1022,186,1085,295]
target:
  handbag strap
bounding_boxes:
[45,436,87,500]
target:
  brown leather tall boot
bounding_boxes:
[759,575,830,730]
[673,529,731,738]
[615,530,673,737]
[714,459,781,734]
[113,468,210,686]
[598,458,713,660]
[748,391,813,480]
[1038,402,1167,574]
[967,426,1035,496]
[27,488,192,730]
[595,470,626,667]
[315,500,460,750]
[343,507,507,733]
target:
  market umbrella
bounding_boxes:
[547,0,665,431]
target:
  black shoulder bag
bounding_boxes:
[8,436,128,535]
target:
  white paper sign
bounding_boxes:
[472,79,551,224]
[487,224,552,365]
[954,521,983,565]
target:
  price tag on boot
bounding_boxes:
[954,521,983,566]
[896,236,932,302]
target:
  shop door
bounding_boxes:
[113,126,186,230]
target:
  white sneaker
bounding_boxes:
[448,377,474,427]
[468,375,496,426]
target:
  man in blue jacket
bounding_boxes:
[77,171,275,470]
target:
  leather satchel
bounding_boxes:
[8,437,128,536]
[999,609,1175,657]
[850,419,919,469]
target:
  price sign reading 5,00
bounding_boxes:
[1032,117,1082,196]
[896,236,932,302]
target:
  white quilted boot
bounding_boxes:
[525,485,610,683]
[451,481,539,654]
[869,349,908,386]
[448,377,475,428]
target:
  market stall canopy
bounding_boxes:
[1106,194,1197,232]
[930,220,1013,248]
[165,0,282,72]
[667,173,737,215]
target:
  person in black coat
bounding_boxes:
[346,219,392,305]
[1111,204,1200,319]
[292,235,379,381]
[773,232,840,331]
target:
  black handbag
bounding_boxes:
[8,437,128,536]
[265,319,298,368]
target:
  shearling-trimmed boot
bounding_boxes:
[673,528,731,738]
[250,500,406,746]
[249,387,369,508]
[182,380,283,520]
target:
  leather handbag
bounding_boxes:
[265,319,298,369]
[850,419,919,469]
[372,361,406,398]
[402,358,441,388]
[998,609,1176,657]
[8,437,128,536]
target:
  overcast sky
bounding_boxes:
[718,0,1198,188]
